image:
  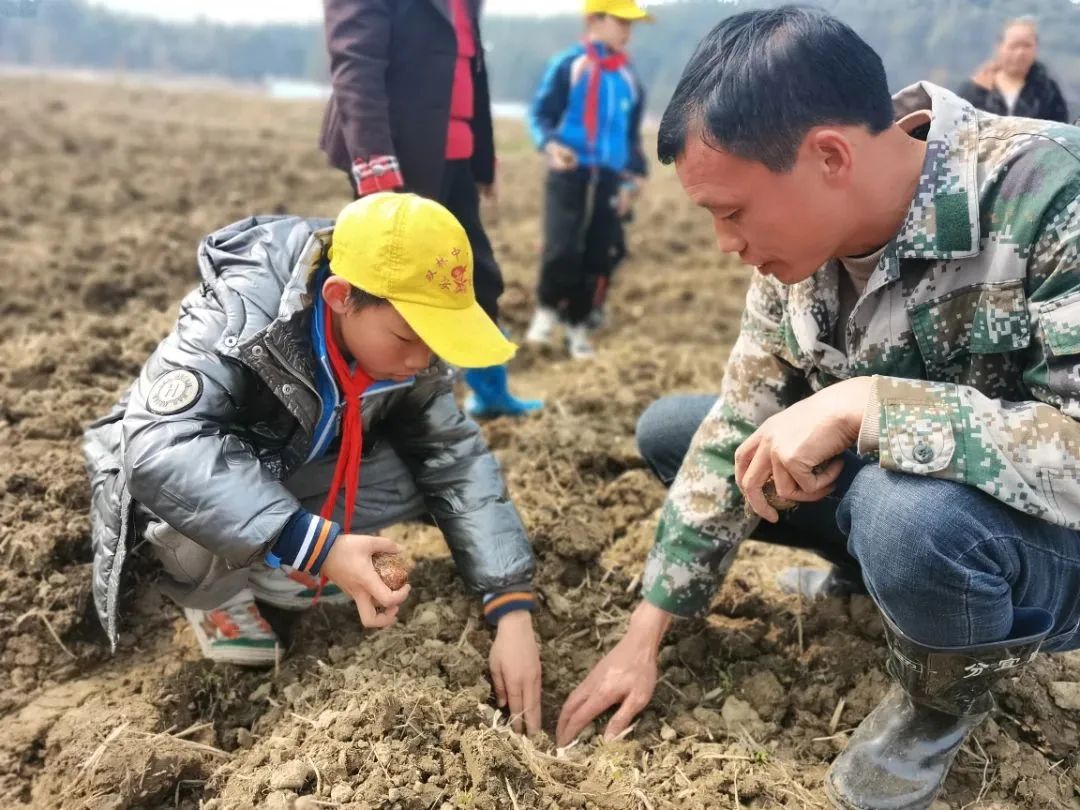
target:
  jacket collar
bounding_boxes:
[227,231,327,439]
[256,227,329,393]
[277,226,331,323]
[890,81,982,262]
[784,84,983,375]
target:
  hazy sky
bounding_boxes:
[91,0,590,24]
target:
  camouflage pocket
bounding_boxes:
[1037,290,1080,398]
[881,401,956,474]
[1039,290,1080,357]
[909,279,1031,365]
[1039,466,1080,529]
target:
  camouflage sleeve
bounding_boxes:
[875,192,1080,529]
[641,274,812,617]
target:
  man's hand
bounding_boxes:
[320,534,412,629]
[489,610,542,734]
[545,141,578,172]
[734,376,874,523]
[556,601,671,746]
[972,60,999,91]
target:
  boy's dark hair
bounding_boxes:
[657,5,894,172]
[346,284,389,310]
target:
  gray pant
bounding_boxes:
[145,441,428,610]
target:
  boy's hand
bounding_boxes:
[320,534,412,629]
[489,610,542,734]
[545,141,578,171]
[615,177,643,218]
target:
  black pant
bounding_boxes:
[538,167,622,325]
[346,159,503,322]
[438,160,503,322]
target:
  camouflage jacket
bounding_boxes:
[643,82,1080,618]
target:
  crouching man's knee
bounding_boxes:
[635,394,716,486]
[838,465,995,637]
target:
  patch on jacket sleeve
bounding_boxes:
[146,369,203,415]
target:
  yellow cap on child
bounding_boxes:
[329,193,516,369]
[584,0,651,20]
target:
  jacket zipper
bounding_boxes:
[264,339,319,398]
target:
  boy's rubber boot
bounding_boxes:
[463,365,543,419]
[826,607,1053,810]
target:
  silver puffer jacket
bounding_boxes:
[83,216,533,646]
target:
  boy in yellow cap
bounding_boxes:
[83,193,542,733]
[525,0,650,359]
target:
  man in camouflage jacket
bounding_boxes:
[557,8,1079,810]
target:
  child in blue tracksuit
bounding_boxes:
[525,0,650,360]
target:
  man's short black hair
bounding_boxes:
[657,5,894,172]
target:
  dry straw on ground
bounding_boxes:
[0,77,1077,809]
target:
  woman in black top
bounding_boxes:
[958,18,1068,123]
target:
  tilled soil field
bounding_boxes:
[0,77,1077,810]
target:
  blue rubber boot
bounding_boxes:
[463,366,543,419]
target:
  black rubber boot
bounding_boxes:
[826,607,1053,810]
[776,565,868,599]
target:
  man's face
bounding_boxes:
[335,300,433,382]
[675,134,847,285]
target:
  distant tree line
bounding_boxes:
[483,0,1080,118]
[1,0,1077,116]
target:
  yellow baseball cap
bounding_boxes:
[329,193,516,369]
[585,0,651,20]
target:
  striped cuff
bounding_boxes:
[857,375,882,456]
[482,591,536,625]
[351,155,404,197]
[268,510,342,576]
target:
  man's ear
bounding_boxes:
[805,127,855,188]
[322,276,353,315]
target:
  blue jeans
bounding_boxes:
[636,395,1080,652]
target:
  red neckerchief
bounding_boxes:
[320,304,373,533]
[583,40,628,148]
